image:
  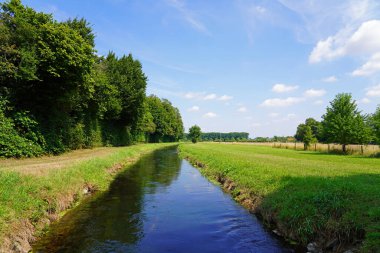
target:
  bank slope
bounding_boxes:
[179,143,380,252]
[0,143,174,253]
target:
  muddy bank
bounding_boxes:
[183,155,361,253]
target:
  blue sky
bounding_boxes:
[21,0,380,137]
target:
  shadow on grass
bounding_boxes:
[296,150,380,159]
[260,173,380,252]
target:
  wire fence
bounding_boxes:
[247,142,380,155]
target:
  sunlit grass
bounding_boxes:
[179,143,380,252]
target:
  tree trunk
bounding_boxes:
[342,144,346,153]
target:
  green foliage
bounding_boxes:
[302,125,316,150]
[200,132,249,142]
[295,123,317,150]
[295,118,322,143]
[0,1,182,157]
[0,100,43,157]
[189,125,202,143]
[370,106,380,145]
[321,93,372,152]
[146,95,184,142]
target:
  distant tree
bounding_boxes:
[370,106,380,145]
[188,125,201,143]
[295,123,307,142]
[295,118,323,142]
[305,118,323,141]
[146,95,183,142]
[295,124,316,150]
[303,125,317,150]
[321,93,372,153]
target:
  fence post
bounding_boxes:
[314,143,317,151]
[328,143,330,153]
[361,145,364,155]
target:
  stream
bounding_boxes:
[33,147,293,253]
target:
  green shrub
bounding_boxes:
[0,102,44,158]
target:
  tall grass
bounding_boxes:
[179,143,380,252]
[250,142,380,155]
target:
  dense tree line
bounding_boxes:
[0,0,183,157]
[295,93,379,152]
[200,132,249,142]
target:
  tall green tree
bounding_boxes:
[295,118,322,142]
[0,0,183,157]
[189,125,201,143]
[369,106,380,145]
[146,95,184,142]
[295,123,317,150]
[302,125,316,150]
[321,93,372,153]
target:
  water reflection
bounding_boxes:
[33,147,292,253]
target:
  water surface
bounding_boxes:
[34,147,293,253]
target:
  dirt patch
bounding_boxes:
[0,147,120,176]
[106,158,138,175]
[1,220,35,253]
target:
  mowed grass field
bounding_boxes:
[0,143,174,251]
[179,143,380,252]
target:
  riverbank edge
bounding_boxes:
[0,144,175,253]
[179,149,361,253]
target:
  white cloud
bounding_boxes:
[260,97,305,107]
[187,106,200,112]
[322,76,338,82]
[366,84,380,97]
[269,112,279,118]
[251,122,262,127]
[304,89,326,97]
[166,0,209,34]
[184,92,202,99]
[218,95,233,101]
[309,19,380,64]
[184,92,234,101]
[352,52,380,76]
[203,112,217,118]
[237,106,247,112]
[359,97,371,104]
[203,93,217,100]
[314,100,324,105]
[272,83,299,93]
[255,6,266,14]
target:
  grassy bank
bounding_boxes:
[179,143,380,252]
[0,143,174,252]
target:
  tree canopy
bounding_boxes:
[189,125,202,143]
[321,93,372,152]
[0,0,183,157]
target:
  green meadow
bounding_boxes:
[179,143,380,252]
